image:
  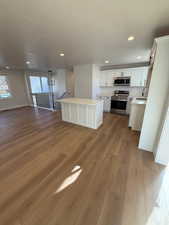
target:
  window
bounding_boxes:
[41,77,49,93]
[29,76,49,93]
[0,75,11,99]
[30,76,42,93]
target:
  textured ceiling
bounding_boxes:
[0,0,169,71]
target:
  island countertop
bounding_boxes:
[57,98,103,105]
[58,98,103,129]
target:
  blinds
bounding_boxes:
[0,75,11,99]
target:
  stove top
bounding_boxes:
[114,90,129,95]
[111,90,129,101]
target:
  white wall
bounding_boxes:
[92,64,100,99]
[74,64,93,98]
[139,36,169,153]
[53,69,66,99]
[0,70,29,111]
[74,64,101,99]
[66,70,75,97]
[155,106,169,165]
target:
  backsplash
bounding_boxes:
[99,86,144,97]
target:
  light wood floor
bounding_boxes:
[0,107,167,225]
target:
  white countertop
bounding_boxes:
[57,98,102,105]
[131,97,147,105]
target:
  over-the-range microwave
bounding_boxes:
[114,77,130,86]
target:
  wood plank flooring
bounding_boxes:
[0,107,167,225]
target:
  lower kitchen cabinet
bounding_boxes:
[98,96,111,112]
[129,98,146,131]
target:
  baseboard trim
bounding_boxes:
[138,147,153,152]
[0,104,29,112]
[155,158,168,166]
[31,105,54,111]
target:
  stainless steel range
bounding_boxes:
[111,90,129,114]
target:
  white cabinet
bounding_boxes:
[99,71,103,86]
[107,71,114,86]
[130,71,141,87]
[112,70,121,77]
[103,96,111,112]
[126,97,132,115]
[100,71,113,87]
[142,69,148,86]
[130,67,148,87]
[99,71,106,86]
[129,99,146,131]
[98,96,111,112]
[100,67,148,88]
[58,98,104,129]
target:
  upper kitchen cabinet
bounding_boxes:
[130,67,149,87]
[112,70,123,77]
[100,70,113,87]
[100,67,149,87]
[99,71,106,86]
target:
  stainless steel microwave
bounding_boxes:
[114,77,130,86]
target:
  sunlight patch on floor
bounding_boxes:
[54,166,82,194]
[71,165,81,172]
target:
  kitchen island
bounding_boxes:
[57,98,103,129]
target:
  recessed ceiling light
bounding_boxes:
[105,60,109,64]
[128,36,135,41]
[5,66,10,69]
[26,61,30,64]
[60,53,64,56]
[137,56,142,59]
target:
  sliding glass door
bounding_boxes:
[28,75,54,110]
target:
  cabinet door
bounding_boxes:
[124,70,132,78]
[142,68,148,87]
[100,71,113,87]
[99,71,106,86]
[106,71,113,87]
[131,68,148,87]
[130,69,142,87]
[104,97,111,112]
[102,96,111,112]
[104,71,109,86]
[138,71,144,87]
[114,70,121,77]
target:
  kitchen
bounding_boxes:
[98,66,149,131]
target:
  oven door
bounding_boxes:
[111,99,127,114]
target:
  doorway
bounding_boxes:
[27,74,54,110]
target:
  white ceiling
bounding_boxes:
[0,0,169,71]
